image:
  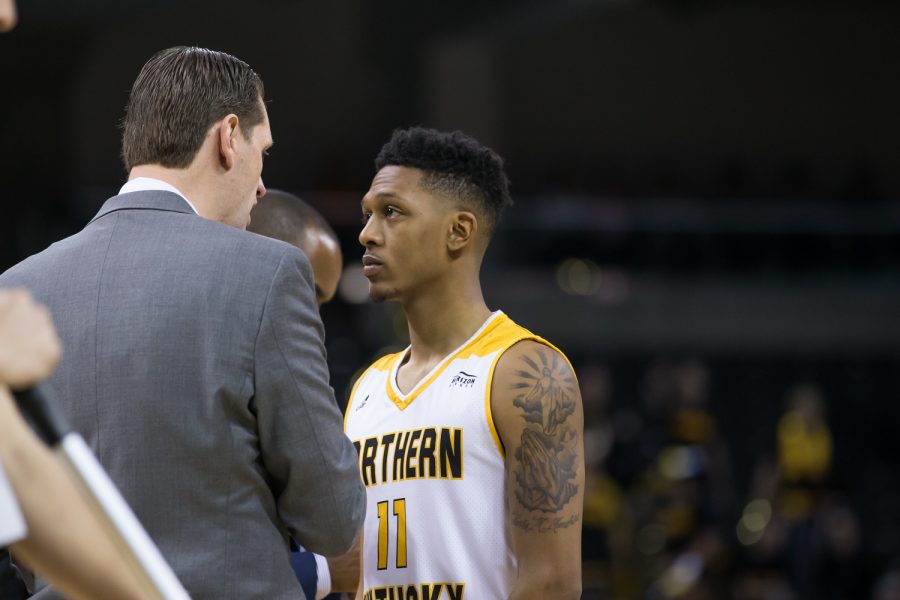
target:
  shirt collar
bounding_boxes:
[119,177,199,215]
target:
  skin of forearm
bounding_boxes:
[327,533,361,591]
[0,388,150,600]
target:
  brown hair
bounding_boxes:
[121,46,265,171]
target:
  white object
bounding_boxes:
[313,553,332,600]
[0,463,27,546]
[120,177,199,214]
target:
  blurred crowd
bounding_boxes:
[578,358,900,600]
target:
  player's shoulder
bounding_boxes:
[492,334,577,393]
[490,313,572,369]
[489,336,581,452]
[495,338,571,373]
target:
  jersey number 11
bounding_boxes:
[377,498,407,570]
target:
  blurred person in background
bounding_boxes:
[774,384,862,599]
[0,289,150,599]
[341,127,584,599]
[579,361,640,600]
[777,384,832,490]
[734,383,863,600]
[0,46,364,598]
[621,360,737,599]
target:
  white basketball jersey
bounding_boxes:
[344,311,565,600]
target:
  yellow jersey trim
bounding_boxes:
[384,312,508,411]
[355,312,577,460]
[484,350,509,457]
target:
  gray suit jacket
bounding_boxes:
[0,191,365,599]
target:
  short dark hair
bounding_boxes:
[374,127,512,230]
[121,46,265,171]
[247,189,337,249]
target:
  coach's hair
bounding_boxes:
[121,46,265,171]
[374,127,512,231]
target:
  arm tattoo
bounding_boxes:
[510,347,579,531]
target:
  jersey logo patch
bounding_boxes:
[355,395,370,411]
[449,371,477,388]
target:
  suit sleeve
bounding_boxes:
[253,249,365,556]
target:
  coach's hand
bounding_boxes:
[0,289,61,388]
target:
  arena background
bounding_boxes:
[2,1,899,598]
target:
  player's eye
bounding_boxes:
[361,212,372,224]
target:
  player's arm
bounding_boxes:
[491,340,584,600]
[326,533,361,592]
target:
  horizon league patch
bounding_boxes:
[449,371,477,388]
[362,582,465,600]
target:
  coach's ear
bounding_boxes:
[217,113,240,170]
[447,211,477,252]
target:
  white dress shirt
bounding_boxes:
[0,463,26,546]
[119,177,199,215]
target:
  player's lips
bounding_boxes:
[362,254,383,277]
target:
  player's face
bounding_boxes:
[302,229,342,306]
[359,166,452,302]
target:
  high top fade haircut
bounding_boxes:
[121,46,265,171]
[374,127,513,232]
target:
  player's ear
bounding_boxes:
[217,114,240,170]
[448,211,477,252]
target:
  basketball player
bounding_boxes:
[248,189,343,307]
[344,127,584,599]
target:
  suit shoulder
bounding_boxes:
[198,220,295,256]
[190,221,312,274]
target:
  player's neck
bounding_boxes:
[401,279,491,365]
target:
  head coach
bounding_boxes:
[0,46,364,599]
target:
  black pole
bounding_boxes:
[11,385,71,447]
